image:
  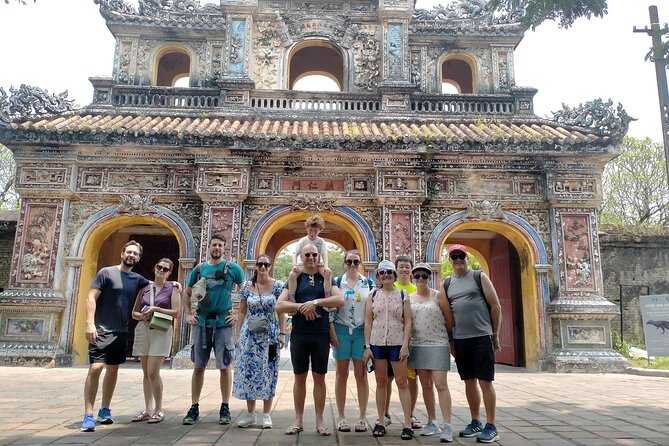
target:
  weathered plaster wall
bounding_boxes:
[599,229,669,344]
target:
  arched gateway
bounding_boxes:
[0,0,630,371]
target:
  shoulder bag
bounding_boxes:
[149,283,173,331]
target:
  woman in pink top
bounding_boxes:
[363,260,414,440]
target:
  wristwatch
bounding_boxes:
[313,299,319,307]
[364,344,371,350]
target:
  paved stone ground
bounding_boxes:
[0,358,667,446]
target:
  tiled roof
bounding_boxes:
[4,113,611,147]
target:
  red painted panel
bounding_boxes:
[488,237,517,366]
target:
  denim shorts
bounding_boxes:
[333,324,365,361]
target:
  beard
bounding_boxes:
[122,257,135,267]
[210,251,222,260]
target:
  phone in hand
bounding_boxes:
[141,305,150,313]
[366,357,374,373]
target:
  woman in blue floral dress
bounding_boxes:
[233,254,285,429]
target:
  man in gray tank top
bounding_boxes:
[438,244,502,444]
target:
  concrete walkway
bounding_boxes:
[0,362,667,446]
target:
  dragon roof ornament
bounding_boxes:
[551,98,635,143]
[0,85,76,128]
[412,0,526,28]
[95,0,224,26]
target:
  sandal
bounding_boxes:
[401,427,415,440]
[337,419,351,432]
[316,426,331,436]
[354,420,368,432]
[284,425,303,435]
[147,412,164,424]
[411,415,422,429]
[131,410,151,422]
[372,423,386,437]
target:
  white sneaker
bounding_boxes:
[440,423,453,442]
[421,419,442,436]
[262,413,273,429]
[237,412,256,428]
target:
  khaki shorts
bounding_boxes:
[132,321,173,357]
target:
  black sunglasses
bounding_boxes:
[345,259,361,266]
[303,252,319,258]
[377,270,394,276]
[450,254,466,261]
[413,273,430,280]
[156,265,170,273]
[215,270,227,280]
[256,262,271,268]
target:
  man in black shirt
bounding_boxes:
[81,240,150,432]
[276,243,344,436]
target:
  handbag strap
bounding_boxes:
[149,282,155,307]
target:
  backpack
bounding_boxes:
[192,260,232,310]
[443,269,490,313]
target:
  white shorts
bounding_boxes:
[132,321,173,357]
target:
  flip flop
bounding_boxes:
[316,426,331,436]
[337,419,351,432]
[284,425,303,435]
[131,411,151,422]
[354,420,368,432]
[147,412,164,424]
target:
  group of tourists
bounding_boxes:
[81,215,504,444]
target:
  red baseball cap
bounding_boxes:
[448,244,468,255]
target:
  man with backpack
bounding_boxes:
[439,244,502,444]
[181,234,245,425]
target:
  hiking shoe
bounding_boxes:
[219,403,231,424]
[459,419,483,437]
[476,423,499,443]
[237,411,256,428]
[182,404,199,425]
[440,423,453,442]
[80,413,95,432]
[97,408,113,425]
[421,419,442,436]
[262,413,273,429]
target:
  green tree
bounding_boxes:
[440,249,481,277]
[600,136,669,227]
[0,144,18,210]
[328,244,344,279]
[272,250,292,282]
[489,0,608,29]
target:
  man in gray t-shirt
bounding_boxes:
[81,240,149,433]
[439,244,502,443]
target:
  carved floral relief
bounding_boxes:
[201,204,242,262]
[556,211,598,293]
[11,201,63,287]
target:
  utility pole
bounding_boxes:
[634,6,669,187]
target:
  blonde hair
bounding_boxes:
[305,215,325,230]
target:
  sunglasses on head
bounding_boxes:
[345,259,361,266]
[413,273,430,280]
[450,253,466,261]
[156,265,170,273]
[377,269,394,277]
[303,252,319,258]
[256,262,271,268]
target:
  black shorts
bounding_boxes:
[290,333,330,375]
[89,331,127,365]
[454,335,495,382]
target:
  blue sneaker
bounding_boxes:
[476,423,499,443]
[459,419,483,437]
[219,403,231,424]
[81,413,95,432]
[97,408,114,425]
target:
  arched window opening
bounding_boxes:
[441,56,475,94]
[174,76,190,88]
[288,41,344,91]
[156,50,191,87]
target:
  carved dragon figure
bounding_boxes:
[0,85,76,127]
[552,98,635,141]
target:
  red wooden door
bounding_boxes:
[488,237,517,365]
